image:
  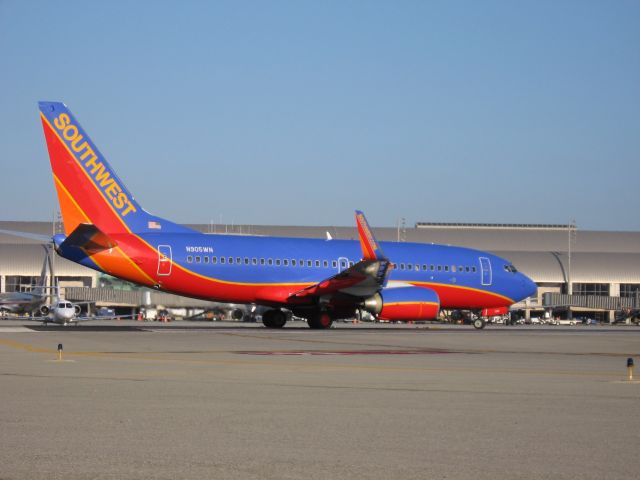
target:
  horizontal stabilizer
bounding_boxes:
[0,229,51,243]
[60,223,117,254]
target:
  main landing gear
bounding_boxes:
[307,311,333,329]
[260,309,335,330]
[473,318,486,330]
[262,309,288,329]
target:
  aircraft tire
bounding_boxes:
[262,310,286,328]
[473,318,486,330]
[307,311,333,329]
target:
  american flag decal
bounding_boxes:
[148,221,161,230]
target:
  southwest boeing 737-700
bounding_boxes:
[34,101,536,329]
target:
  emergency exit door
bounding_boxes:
[157,245,172,276]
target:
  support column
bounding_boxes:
[610,283,620,324]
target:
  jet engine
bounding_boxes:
[362,286,440,321]
[74,304,82,315]
[39,305,50,316]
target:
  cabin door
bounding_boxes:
[338,257,349,272]
[479,257,492,286]
[157,245,172,276]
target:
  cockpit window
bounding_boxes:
[504,264,518,273]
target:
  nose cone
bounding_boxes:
[519,273,538,300]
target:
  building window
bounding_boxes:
[620,284,640,298]
[573,283,609,296]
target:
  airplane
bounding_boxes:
[32,101,536,330]
[0,245,55,315]
[9,298,131,326]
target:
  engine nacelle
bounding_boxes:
[481,306,509,317]
[74,304,82,315]
[39,305,50,316]
[231,308,245,321]
[376,286,440,321]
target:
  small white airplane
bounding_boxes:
[11,299,132,326]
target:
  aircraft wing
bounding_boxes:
[289,259,391,300]
[289,211,392,301]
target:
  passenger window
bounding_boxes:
[472,267,477,273]
[220,257,226,264]
[422,265,427,271]
[400,263,405,270]
[349,261,354,267]
[236,257,241,265]
[228,257,233,264]
[465,266,470,272]
[307,260,312,267]
[252,258,257,265]
[315,260,320,267]
[323,260,328,268]
[407,263,412,270]
[437,265,442,271]
[212,256,217,264]
[204,256,209,264]
[451,265,456,272]
[430,265,435,271]
[187,256,193,263]
[276,259,281,266]
[444,266,450,272]
[291,259,297,266]
[268,259,273,266]
[283,259,289,266]
[195,256,201,263]
[244,258,249,265]
[260,258,265,265]
[332,260,337,268]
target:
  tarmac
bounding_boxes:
[1,320,639,480]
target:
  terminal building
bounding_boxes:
[2,220,639,322]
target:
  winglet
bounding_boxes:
[355,211,386,261]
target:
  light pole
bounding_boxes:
[567,220,576,319]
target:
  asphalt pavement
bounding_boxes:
[1,321,639,479]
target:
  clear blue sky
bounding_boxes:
[1,0,638,230]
